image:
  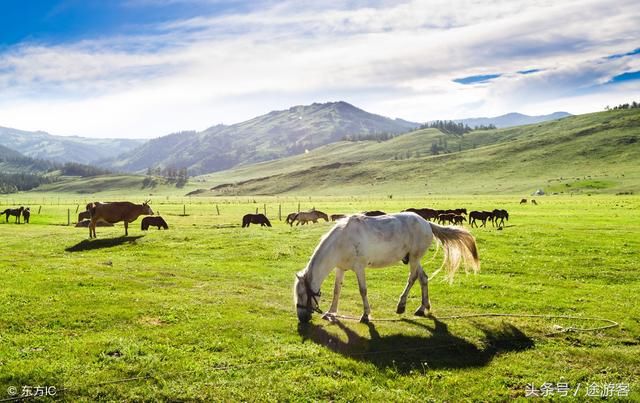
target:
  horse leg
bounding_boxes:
[353,265,371,323]
[323,268,345,320]
[414,266,431,317]
[124,221,129,236]
[396,266,419,314]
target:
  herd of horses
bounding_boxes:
[1,206,30,224]
[243,207,510,229]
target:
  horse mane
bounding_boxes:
[305,219,347,273]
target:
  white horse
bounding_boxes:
[294,212,480,323]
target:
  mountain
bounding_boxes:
[455,112,571,128]
[0,126,145,165]
[106,101,420,175]
[191,108,639,195]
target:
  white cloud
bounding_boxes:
[0,0,639,137]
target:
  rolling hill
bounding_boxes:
[455,112,571,128]
[190,108,639,196]
[105,101,420,175]
[0,126,144,165]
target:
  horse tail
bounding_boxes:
[428,222,480,283]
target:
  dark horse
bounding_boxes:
[141,216,169,230]
[469,211,494,228]
[242,213,272,227]
[22,207,30,224]
[492,209,509,228]
[363,210,386,217]
[3,206,24,223]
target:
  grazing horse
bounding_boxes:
[88,201,153,238]
[531,199,538,205]
[3,206,24,223]
[141,216,169,230]
[22,207,30,224]
[403,208,438,221]
[285,212,298,225]
[293,212,480,323]
[469,210,494,228]
[242,213,272,227]
[291,210,329,226]
[492,209,509,228]
[362,210,387,217]
[330,214,346,221]
[520,198,527,204]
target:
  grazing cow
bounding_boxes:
[242,213,272,227]
[22,207,30,224]
[520,198,527,204]
[403,208,438,221]
[141,216,169,230]
[531,199,538,205]
[87,201,153,238]
[3,206,24,223]
[290,210,329,226]
[492,209,509,228]
[75,219,114,228]
[78,211,91,222]
[362,210,387,217]
[330,214,346,221]
[469,211,494,228]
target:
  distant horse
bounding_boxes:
[3,206,24,223]
[293,212,479,323]
[22,207,30,224]
[531,199,538,205]
[437,213,456,225]
[492,209,509,228]
[330,214,346,221]
[452,214,466,225]
[362,210,386,217]
[286,212,298,225]
[520,198,527,204]
[141,216,169,230]
[403,208,438,221]
[291,210,329,226]
[469,211,494,228]
[242,213,272,228]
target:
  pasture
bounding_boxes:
[0,194,639,401]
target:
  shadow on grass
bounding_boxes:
[65,236,144,252]
[298,317,533,373]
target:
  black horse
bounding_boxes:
[362,210,386,217]
[492,209,509,228]
[242,213,272,227]
[141,216,169,230]
[22,207,30,224]
[3,206,24,223]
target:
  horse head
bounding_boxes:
[294,271,321,323]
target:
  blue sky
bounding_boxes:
[0,0,639,138]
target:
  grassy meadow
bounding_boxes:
[0,193,639,401]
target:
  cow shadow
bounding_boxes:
[297,317,533,373]
[65,236,144,252]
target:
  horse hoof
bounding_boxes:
[396,305,406,314]
[359,315,370,324]
[414,309,427,317]
[322,312,336,321]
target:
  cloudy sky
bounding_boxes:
[0,0,639,138]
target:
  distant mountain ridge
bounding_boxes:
[105,101,420,175]
[455,112,571,128]
[0,126,145,165]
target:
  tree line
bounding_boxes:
[606,101,640,110]
[145,166,189,188]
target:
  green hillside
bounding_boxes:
[106,101,419,174]
[193,109,639,196]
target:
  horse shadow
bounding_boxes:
[65,236,144,252]
[298,317,533,373]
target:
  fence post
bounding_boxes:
[278,204,282,221]
[263,203,266,215]
[216,205,220,215]
[297,202,300,212]
[38,206,42,214]
[255,207,258,214]
[67,209,70,226]
[183,205,186,216]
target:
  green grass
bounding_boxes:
[0,194,639,401]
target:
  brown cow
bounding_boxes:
[88,200,153,238]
